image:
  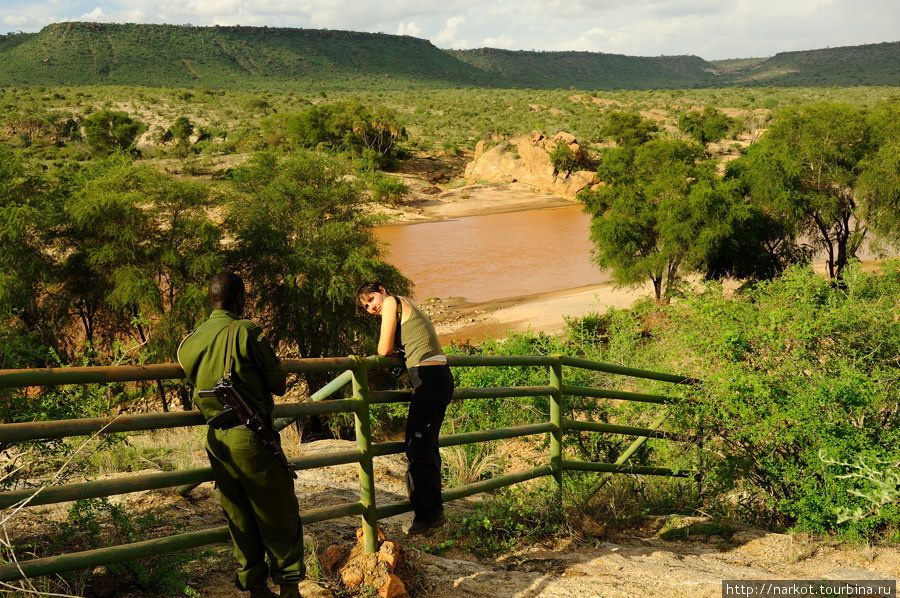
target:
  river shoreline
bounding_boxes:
[372,181,644,342]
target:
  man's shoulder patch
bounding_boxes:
[257,331,266,342]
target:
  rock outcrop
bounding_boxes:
[464,131,597,199]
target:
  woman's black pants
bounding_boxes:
[405,364,454,520]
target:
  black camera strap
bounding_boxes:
[394,298,403,354]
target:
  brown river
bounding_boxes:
[375,204,609,303]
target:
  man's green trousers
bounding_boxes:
[206,427,305,591]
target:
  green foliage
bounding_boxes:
[168,115,194,141]
[598,111,659,147]
[549,139,580,175]
[734,102,876,279]
[678,106,737,144]
[446,483,564,556]
[0,145,58,343]
[654,263,900,538]
[224,150,410,363]
[56,153,221,358]
[369,174,409,205]
[82,109,145,155]
[261,101,407,161]
[821,454,900,524]
[54,498,200,595]
[579,139,723,301]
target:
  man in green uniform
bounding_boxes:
[178,272,304,598]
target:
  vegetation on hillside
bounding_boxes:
[0,23,898,91]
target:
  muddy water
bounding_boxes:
[375,204,608,303]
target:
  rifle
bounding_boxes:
[198,321,297,479]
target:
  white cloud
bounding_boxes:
[481,35,516,49]
[433,15,465,46]
[396,21,423,37]
[79,7,108,20]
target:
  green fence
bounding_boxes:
[0,354,697,583]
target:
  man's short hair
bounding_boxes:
[209,272,245,307]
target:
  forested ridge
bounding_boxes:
[1,22,899,90]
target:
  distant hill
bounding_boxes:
[0,22,492,90]
[0,22,898,91]
[446,48,717,89]
[711,42,900,87]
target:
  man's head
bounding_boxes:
[209,272,246,315]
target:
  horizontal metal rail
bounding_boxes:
[0,353,697,584]
[563,419,680,440]
[375,465,554,519]
[0,400,360,444]
[561,459,691,477]
[373,423,555,457]
[558,355,699,385]
[561,384,675,405]
[0,501,367,582]
[0,449,364,510]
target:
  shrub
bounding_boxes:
[370,175,409,205]
[657,263,900,537]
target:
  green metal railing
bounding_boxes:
[0,354,697,583]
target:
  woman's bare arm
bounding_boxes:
[377,295,399,356]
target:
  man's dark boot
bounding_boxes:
[249,587,277,598]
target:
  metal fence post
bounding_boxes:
[549,355,564,488]
[350,356,379,553]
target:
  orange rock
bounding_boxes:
[378,573,407,598]
[378,541,402,571]
[341,568,364,587]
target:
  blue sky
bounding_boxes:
[3,0,898,60]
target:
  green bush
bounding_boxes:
[655,262,900,538]
[446,482,564,556]
[51,498,200,596]
[369,174,409,205]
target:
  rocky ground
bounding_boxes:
[6,438,897,598]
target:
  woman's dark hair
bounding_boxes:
[355,281,388,307]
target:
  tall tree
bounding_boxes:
[598,111,659,147]
[737,103,873,279]
[0,146,59,349]
[579,139,723,302]
[225,151,409,361]
[57,153,222,361]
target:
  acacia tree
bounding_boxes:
[0,146,60,352]
[82,110,145,155]
[598,111,659,147]
[57,154,221,360]
[579,139,725,302]
[857,103,900,245]
[736,103,873,280]
[678,106,736,144]
[261,102,407,167]
[225,151,409,361]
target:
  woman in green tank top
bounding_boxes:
[356,281,455,535]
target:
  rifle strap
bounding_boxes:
[224,321,238,381]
